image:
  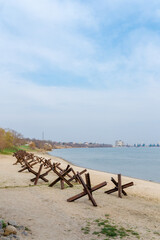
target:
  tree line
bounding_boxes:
[0,128,24,150]
[0,127,113,152]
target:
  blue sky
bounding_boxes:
[1,0,160,144]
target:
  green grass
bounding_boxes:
[1,220,7,228]
[25,226,31,231]
[0,145,34,155]
[81,215,140,239]
[0,147,20,154]
[81,222,91,234]
[20,145,34,151]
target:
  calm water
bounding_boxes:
[50,147,160,183]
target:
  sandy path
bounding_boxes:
[0,153,160,240]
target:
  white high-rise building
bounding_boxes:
[115,140,124,147]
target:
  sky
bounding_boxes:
[0,0,160,145]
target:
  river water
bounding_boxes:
[50,147,160,183]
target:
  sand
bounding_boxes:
[0,152,160,240]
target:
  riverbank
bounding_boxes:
[0,152,160,240]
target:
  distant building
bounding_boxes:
[44,143,53,151]
[115,140,124,147]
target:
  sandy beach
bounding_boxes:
[0,152,160,240]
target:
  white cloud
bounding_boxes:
[1,73,160,143]
[1,1,160,143]
[2,0,96,28]
[0,0,98,80]
[1,0,160,87]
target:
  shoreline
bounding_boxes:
[48,151,160,185]
[47,152,160,202]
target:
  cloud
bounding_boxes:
[0,0,98,84]
[1,72,160,143]
[8,0,96,27]
[0,1,160,143]
[1,0,160,88]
